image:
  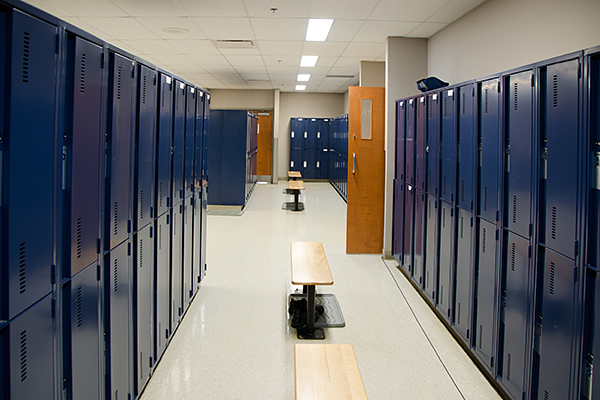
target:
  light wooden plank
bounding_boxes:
[289,170,302,178]
[289,180,305,190]
[291,242,333,285]
[295,344,368,400]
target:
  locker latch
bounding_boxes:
[541,146,548,179]
[593,152,600,190]
[506,145,511,172]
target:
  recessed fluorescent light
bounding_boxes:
[295,85,306,91]
[297,74,311,81]
[161,27,190,34]
[305,18,333,41]
[300,55,318,67]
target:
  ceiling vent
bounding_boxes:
[214,40,255,49]
[246,79,270,83]
[325,74,355,80]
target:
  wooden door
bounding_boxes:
[346,87,385,253]
[251,110,273,176]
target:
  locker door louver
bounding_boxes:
[140,190,144,220]
[512,195,517,224]
[80,53,86,93]
[142,75,147,104]
[76,218,83,258]
[552,75,558,107]
[117,66,122,100]
[159,183,163,208]
[483,187,488,211]
[511,243,516,271]
[458,303,461,324]
[158,322,162,347]
[76,286,83,327]
[513,83,518,111]
[484,88,489,114]
[462,92,466,115]
[460,216,464,239]
[20,330,27,381]
[22,32,30,83]
[161,82,165,107]
[444,96,447,116]
[113,258,118,292]
[482,228,487,253]
[544,390,549,400]
[442,207,446,228]
[113,202,118,236]
[159,225,162,250]
[139,351,144,381]
[19,242,26,294]
[478,324,483,349]
[506,352,512,381]
[139,239,143,268]
[114,390,118,400]
[551,206,557,240]
[549,262,556,295]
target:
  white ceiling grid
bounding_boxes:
[24,0,487,92]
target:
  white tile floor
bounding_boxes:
[140,181,502,400]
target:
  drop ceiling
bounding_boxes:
[22,0,487,93]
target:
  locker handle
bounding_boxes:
[352,153,356,174]
[506,145,511,172]
[541,147,548,179]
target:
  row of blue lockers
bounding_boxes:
[329,114,349,201]
[392,46,600,400]
[208,110,258,207]
[0,1,210,400]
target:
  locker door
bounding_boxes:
[441,89,457,203]
[69,263,101,400]
[317,119,329,149]
[413,190,426,288]
[170,206,183,330]
[392,180,405,264]
[135,65,157,231]
[437,201,455,321]
[457,84,476,212]
[405,99,416,185]
[427,93,441,196]
[402,185,415,275]
[424,195,439,301]
[106,241,131,400]
[455,208,473,342]
[135,226,154,394]
[537,249,576,400]
[194,91,205,193]
[66,36,103,277]
[415,96,427,191]
[201,95,209,279]
[541,59,581,258]
[182,197,193,311]
[155,214,170,361]
[156,74,173,218]
[184,86,196,199]
[305,118,317,149]
[4,10,57,320]
[505,70,534,238]
[502,232,530,399]
[396,100,406,182]
[8,294,54,400]
[316,149,328,179]
[304,148,316,179]
[193,191,201,292]
[207,109,222,205]
[172,81,186,205]
[107,52,134,251]
[290,148,302,171]
[474,218,498,371]
[290,118,304,148]
[479,78,501,222]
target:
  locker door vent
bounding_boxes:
[460,216,464,239]
[159,225,162,250]
[442,208,446,228]
[483,187,488,212]
[158,322,162,347]
[478,324,483,349]
[444,96,447,117]
[139,239,143,268]
[484,88,489,114]
[142,75,147,104]
[76,218,83,259]
[512,195,517,224]
[461,180,465,202]
[159,183,163,208]
[426,270,430,289]
[114,390,118,400]
[462,92,466,115]
[513,83,518,111]
[506,352,512,381]
[22,32,30,83]
[457,302,461,324]
[117,66,122,100]
[443,175,447,195]
[113,202,119,237]
[551,206,557,240]
[113,258,118,293]
[161,82,165,107]
[76,286,83,327]
[20,330,27,381]
[482,228,487,253]
[80,53,86,93]
[19,242,26,294]
[544,390,549,400]
[549,262,556,295]
[139,351,144,379]
[140,190,144,220]
[511,243,516,271]
[428,201,431,219]
[552,75,558,108]
[429,100,432,118]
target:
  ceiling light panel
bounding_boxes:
[297,74,311,81]
[305,18,333,41]
[300,55,318,67]
[295,85,306,90]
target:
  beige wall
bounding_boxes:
[208,89,274,110]
[428,0,600,84]
[278,92,345,179]
[360,61,385,87]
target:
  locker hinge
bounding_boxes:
[575,240,579,257]
[498,81,501,93]
[131,64,135,78]
[583,358,593,399]
[496,229,499,241]
[154,75,157,85]
[150,207,154,218]
[127,220,132,233]
[490,356,494,370]
[149,356,153,368]
[529,223,533,237]
[522,392,526,400]
[50,265,56,285]
[97,264,101,281]
[496,210,499,222]
[197,275,201,283]
[470,217,473,227]
[528,245,532,259]
[578,63,582,79]
[205,263,207,272]
[180,204,183,213]
[574,266,578,283]
[51,298,56,318]
[101,53,105,68]
[55,34,60,54]
[128,242,131,256]
[128,394,132,400]
[541,147,548,179]
[150,226,153,238]
[97,238,101,254]
[466,329,469,339]
[593,152,600,189]
[531,75,535,87]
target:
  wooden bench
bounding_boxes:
[295,344,368,400]
[288,170,302,180]
[283,180,305,212]
[291,242,333,339]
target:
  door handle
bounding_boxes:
[352,153,356,174]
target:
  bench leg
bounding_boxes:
[297,285,324,340]
[293,190,300,211]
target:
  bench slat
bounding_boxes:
[289,171,302,178]
[289,180,305,190]
[291,242,333,285]
[295,344,367,400]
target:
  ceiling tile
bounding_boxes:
[30,0,128,17]
[80,17,161,40]
[228,83,252,89]
[244,0,309,18]
[22,0,73,17]
[353,20,421,42]
[149,54,197,67]
[427,0,487,23]
[263,55,301,67]
[224,55,265,66]
[177,0,248,17]
[109,40,141,55]
[202,65,239,74]
[188,54,230,65]
[333,56,364,68]
[308,0,378,19]
[240,73,270,80]
[257,41,303,56]
[136,17,208,39]
[368,0,448,22]
[266,66,298,75]
[122,40,180,55]
[297,67,332,75]
[235,65,268,74]
[250,18,307,41]
[328,66,359,75]
[63,17,117,40]
[194,18,255,40]
[112,0,187,17]
[314,56,339,68]
[341,42,386,58]
[301,41,349,57]
[405,22,448,38]
[167,40,220,55]
[327,20,364,42]
[170,65,208,74]
[248,82,274,89]
[218,48,262,55]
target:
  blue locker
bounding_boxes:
[317,118,329,149]
[316,149,328,179]
[207,108,222,204]
[427,93,441,196]
[290,118,304,148]
[303,148,316,179]
[105,240,131,400]
[68,263,101,400]
[305,118,318,149]
[106,52,134,251]
[156,73,173,217]
[537,249,577,400]
[7,294,54,400]
[402,185,415,275]
[415,96,427,191]
[424,194,439,302]
[405,98,416,185]
[135,65,157,231]
[200,93,210,281]
[413,189,426,288]
[155,213,170,361]
[170,205,183,330]
[501,232,531,399]
[474,218,498,371]
[184,86,196,200]
[454,208,473,343]
[172,80,186,205]
[289,148,301,172]
[441,88,457,204]
[392,180,405,264]
[194,91,206,193]
[65,36,103,278]
[134,225,154,394]
[193,191,202,294]
[505,70,534,238]
[541,58,581,259]
[437,200,455,321]
[478,78,501,222]
[182,197,193,311]
[457,84,476,212]
[396,100,406,182]
[2,10,57,320]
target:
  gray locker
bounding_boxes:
[457,84,476,212]
[155,214,170,361]
[441,89,457,203]
[402,185,415,275]
[171,206,183,330]
[424,195,439,302]
[427,93,441,196]
[415,96,427,191]
[437,200,455,321]
[135,226,154,394]
[413,189,426,288]
[455,208,474,343]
